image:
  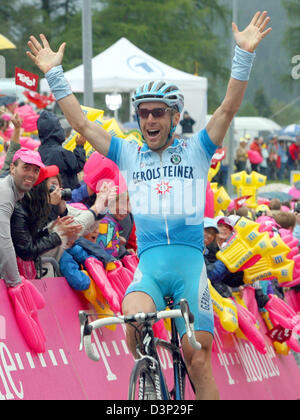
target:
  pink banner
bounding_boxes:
[0,278,299,400]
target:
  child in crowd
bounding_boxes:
[59,189,135,291]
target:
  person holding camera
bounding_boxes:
[11,166,116,277]
[37,110,86,190]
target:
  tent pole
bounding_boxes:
[82,0,94,107]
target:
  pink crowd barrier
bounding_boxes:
[1,278,300,400]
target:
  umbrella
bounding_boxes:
[279,124,300,137]
[0,95,17,106]
[0,34,16,50]
[258,191,293,201]
[277,135,296,143]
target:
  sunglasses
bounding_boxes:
[137,107,171,119]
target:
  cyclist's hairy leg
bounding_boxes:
[181,331,220,400]
[122,292,156,359]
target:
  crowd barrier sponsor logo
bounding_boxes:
[0,341,69,400]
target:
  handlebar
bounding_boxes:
[79,299,202,362]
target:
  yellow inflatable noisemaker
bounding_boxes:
[216,217,273,272]
[231,171,266,209]
[212,186,231,216]
[63,105,143,156]
[208,280,239,333]
[243,235,294,285]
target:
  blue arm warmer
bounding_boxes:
[231,45,256,82]
[45,65,72,101]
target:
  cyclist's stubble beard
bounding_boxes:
[141,114,179,153]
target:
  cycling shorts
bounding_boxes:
[124,244,214,339]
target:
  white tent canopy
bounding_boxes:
[41,37,207,131]
[207,115,282,143]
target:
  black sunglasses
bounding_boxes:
[137,107,171,119]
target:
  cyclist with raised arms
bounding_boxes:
[27,11,271,400]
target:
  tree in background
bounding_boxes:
[282,0,300,95]
[253,87,272,118]
[1,0,81,76]
[2,0,229,117]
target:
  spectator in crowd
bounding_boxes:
[272,211,296,232]
[11,170,114,277]
[277,140,288,180]
[288,138,300,171]
[59,190,134,292]
[0,113,23,177]
[10,168,80,269]
[0,148,45,287]
[235,137,248,172]
[293,202,300,242]
[203,217,243,298]
[269,198,282,211]
[179,111,195,138]
[216,216,235,248]
[0,147,51,352]
[250,136,262,172]
[268,136,279,180]
[37,110,86,190]
[259,137,269,177]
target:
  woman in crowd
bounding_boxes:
[10,166,115,277]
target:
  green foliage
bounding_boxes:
[91,0,230,111]
[237,101,259,117]
[253,88,272,118]
[270,98,300,126]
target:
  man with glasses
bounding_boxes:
[26,10,271,400]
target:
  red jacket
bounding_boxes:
[250,141,262,156]
[289,143,300,161]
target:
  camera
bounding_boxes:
[49,184,72,201]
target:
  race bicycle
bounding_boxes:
[79,298,201,400]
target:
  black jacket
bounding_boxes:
[37,111,86,190]
[11,202,62,261]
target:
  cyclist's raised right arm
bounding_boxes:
[26,34,111,157]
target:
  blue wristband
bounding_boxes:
[231,45,256,82]
[45,65,72,101]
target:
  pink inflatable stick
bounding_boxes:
[85,258,121,313]
[7,276,46,353]
[234,302,267,354]
[265,295,300,333]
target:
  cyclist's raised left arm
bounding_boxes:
[207,11,272,147]
[26,34,112,157]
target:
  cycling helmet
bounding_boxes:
[132,80,184,113]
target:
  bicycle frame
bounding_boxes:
[133,320,170,400]
[136,316,195,400]
[79,298,200,400]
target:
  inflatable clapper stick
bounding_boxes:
[81,271,116,331]
[208,279,239,333]
[85,257,121,313]
[8,276,46,353]
[243,234,294,284]
[216,217,273,273]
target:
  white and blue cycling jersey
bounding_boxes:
[107,128,217,256]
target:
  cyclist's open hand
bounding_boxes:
[232,11,272,53]
[26,34,66,74]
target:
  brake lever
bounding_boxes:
[179,299,202,350]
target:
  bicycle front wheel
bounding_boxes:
[128,359,164,400]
